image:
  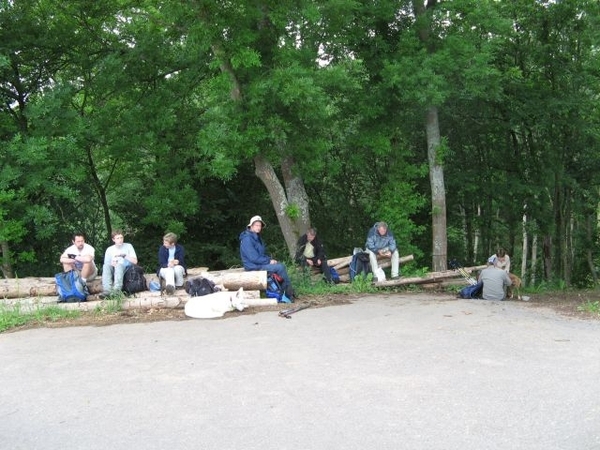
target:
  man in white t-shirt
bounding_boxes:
[101,230,138,297]
[59,233,98,282]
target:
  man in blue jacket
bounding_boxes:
[365,221,400,279]
[239,215,296,299]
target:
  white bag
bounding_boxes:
[374,267,386,282]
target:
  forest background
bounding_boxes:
[1,0,599,288]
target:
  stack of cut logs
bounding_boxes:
[0,261,486,313]
[0,267,270,313]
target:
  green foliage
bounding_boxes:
[0,303,80,334]
[94,292,125,314]
[285,203,301,221]
[0,0,598,285]
[578,299,600,315]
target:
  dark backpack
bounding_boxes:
[122,264,147,295]
[55,270,89,303]
[329,267,340,284]
[266,273,291,303]
[349,252,371,281]
[184,277,219,297]
[458,280,483,299]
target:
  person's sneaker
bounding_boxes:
[166,284,175,295]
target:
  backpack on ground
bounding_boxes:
[122,264,147,295]
[458,280,483,299]
[349,252,371,281]
[55,270,89,303]
[184,277,219,297]
[266,273,291,303]
[329,267,340,284]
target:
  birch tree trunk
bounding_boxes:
[1,241,15,278]
[426,106,448,272]
[414,0,448,272]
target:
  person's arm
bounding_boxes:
[158,246,169,269]
[124,244,138,265]
[176,245,186,273]
[60,248,74,264]
[505,255,511,273]
[240,234,270,266]
[104,247,113,266]
[387,232,398,253]
[365,227,377,252]
[295,235,306,263]
[314,236,326,260]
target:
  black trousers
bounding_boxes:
[300,257,332,282]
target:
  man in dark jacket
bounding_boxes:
[239,215,295,299]
[295,228,333,283]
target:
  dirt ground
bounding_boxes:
[8,288,599,333]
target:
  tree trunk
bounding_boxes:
[414,0,448,273]
[426,106,448,272]
[1,240,15,278]
[254,154,306,258]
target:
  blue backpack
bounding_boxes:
[349,252,371,281]
[266,274,292,303]
[55,270,89,303]
[329,267,340,284]
[458,280,483,299]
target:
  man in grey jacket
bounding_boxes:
[365,222,400,279]
[478,258,512,300]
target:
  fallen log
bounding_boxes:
[373,266,483,287]
[330,254,414,271]
[310,255,415,281]
[0,268,267,299]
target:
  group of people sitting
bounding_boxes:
[60,217,519,303]
[239,215,402,299]
[60,215,402,301]
[59,230,187,298]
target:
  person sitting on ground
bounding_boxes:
[157,232,187,295]
[295,228,333,283]
[59,232,98,282]
[478,258,512,300]
[365,221,400,279]
[239,215,296,299]
[488,248,511,273]
[101,229,138,297]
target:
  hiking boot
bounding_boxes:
[166,284,175,295]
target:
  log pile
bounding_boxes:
[309,254,415,282]
[0,268,266,299]
[0,262,487,314]
[0,267,271,312]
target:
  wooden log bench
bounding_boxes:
[0,267,268,299]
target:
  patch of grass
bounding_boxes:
[577,299,600,315]
[93,292,126,314]
[0,302,81,333]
